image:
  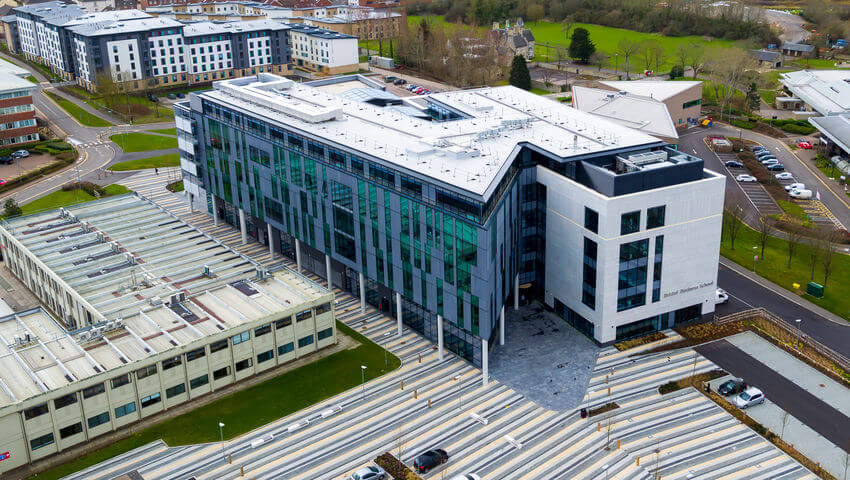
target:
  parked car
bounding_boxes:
[775,172,794,180]
[761,158,779,165]
[448,475,482,480]
[718,377,747,396]
[393,78,406,85]
[716,288,729,304]
[176,92,186,98]
[413,449,448,473]
[11,150,29,158]
[0,178,6,186]
[767,164,785,171]
[797,140,812,149]
[147,93,158,102]
[167,93,177,100]
[755,151,774,160]
[347,465,387,480]
[725,160,744,168]
[407,84,418,91]
[0,156,13,164]
[751,145,767,152]
[785,182,805,191]
[384,75,397,83]
[736,174,757,182]
[790,189,813,199]
[734,387,765,409]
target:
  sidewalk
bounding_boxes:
[793,147,850,209]
[44,86,121,125]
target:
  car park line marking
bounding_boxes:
[780,141,850,212]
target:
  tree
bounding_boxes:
[745,82,760,112]
[96,72,121,110]
[807,233,824,281]
[786,217,804,268]
[560,14,575,42]
[822,228,841,287]
[639,40,662,72]
[674,43,689,74]
[685,43,706,78]
[705,47,754,119]
[669,64,684,79]
[724,198,745,250]
[589,51,609,72]
[756,214,772,259]
[568,27,596,64]
[526,3,544,23]
[3,198,21,217]
[616,39,640,79]
[509,55,531,90]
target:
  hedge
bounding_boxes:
[0,149,79,195]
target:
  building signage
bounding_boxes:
[663,281,714,299]
[0,451,10,462]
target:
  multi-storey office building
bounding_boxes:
[0,194,335,475]
[177,74,725,373]
[0,73,39,147]
[288,24,357,75]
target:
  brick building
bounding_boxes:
[0,73,38,147]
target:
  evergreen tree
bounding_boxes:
[568,27,596,64]
[3,198,21,217]
[509,55,531,90]
[745,82,760,112]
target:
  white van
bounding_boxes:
[789,189,813,199]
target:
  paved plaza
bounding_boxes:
[490,303,598,411]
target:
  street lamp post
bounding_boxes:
[360,365,367,401]
[795,318,802,348]
[218,422,225,463]
[453,374,462,411]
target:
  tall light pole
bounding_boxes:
[453,374,462,411]
[218,422,225,463]
[795,318,802,348]
[360,365,367,401]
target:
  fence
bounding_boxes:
[715,307,850,374]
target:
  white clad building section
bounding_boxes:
[73,38,91,82]
[17,17,39,57]
[106,38,142,82]
[148,33,185,77]
[290,29,357,69]
[188,39,231,74]
[247,35,271,67]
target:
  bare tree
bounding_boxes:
[589,51,609,72]
[674,43,689,74]
[844,442,850,480]
[724,197,745,250]
[807,233,824,281]
[560,14,575,42]
[685,43,706,78]
[604,415,614,450]
[639,40,663,72]
[395,420,406,459]
[822,228,841,287]
[780,410,790,440]
[616,39,640,80]
[651,43,667,74]
[705,47,755,118]
[756,214,772,260]
[786,217,804,268]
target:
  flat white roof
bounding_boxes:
[598,80,702,101]
[200,75,661,199]
[0,59,30,78]
[780,70,850,116]
[571,86,678,141]
[0,72,36,93]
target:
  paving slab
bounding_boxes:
[489,303,599,411]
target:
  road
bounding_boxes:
[696,339,850,449]
[678,124,850,229]
[763,9,810,44]
[0,52,175,206]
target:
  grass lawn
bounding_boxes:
[44,91,112,127]
[760,89,777,106]
[149,127,177,135]
[34,322,401,480]
[529,87,550,95]
[108,153,179,171]
[18,184,130,216]
[721,213,850,321]
[110,133,177,153]
[168,180,184,192]
[25,75,37,84]
[791,58,849,69]
[776,199,807,222]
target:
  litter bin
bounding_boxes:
[806,281,824,298]
[580,408,588,419]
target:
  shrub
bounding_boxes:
[4,198,21,217]
[779,123,816,135]
[730,118,756,129]
[669,65,684,78]
[659,381,681,394]
[62,181,105,197]
[375,452,418,480]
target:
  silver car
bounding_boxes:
[347,465,387,480]
[734,387,765,409]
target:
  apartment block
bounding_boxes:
[176,74,725,376]
[0,193,336,475]
[0,73,38,146]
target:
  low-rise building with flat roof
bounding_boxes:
[779,70,850,116]
[597,80,703,130]
[0,193,336,475]
[571,86,679,145]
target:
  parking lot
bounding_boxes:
[699,332,850,479]
[0,151,56,183]
[718,151,783,216]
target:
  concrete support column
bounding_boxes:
[238,208,247,245]
[325,254,333,291]
[514,275,519,311]
[359,272,366,314]
[395,291,402,336]
[437,314,444,361]
[212,198,219,226]
[267,224,275,258]
[295,238,302,272]
[499,305,505,346]
[482,338,489,387]
[187,192,194,213]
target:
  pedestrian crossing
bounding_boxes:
[62,169,820,480]
[795,199,845,229]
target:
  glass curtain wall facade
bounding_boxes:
[193,99,523,366]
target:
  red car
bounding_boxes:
[0,179,6,186]
[797,140,812,149]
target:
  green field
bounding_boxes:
[109,133,177,153]
[44,91,112,127]
[721,212,850,321]
[33,322,401,480]
[17,184,130,216]
[108,153,180,171]
[149,127,177,135]
[25,75,37,84]
[791,58,850,69]
[408,16,739,73]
